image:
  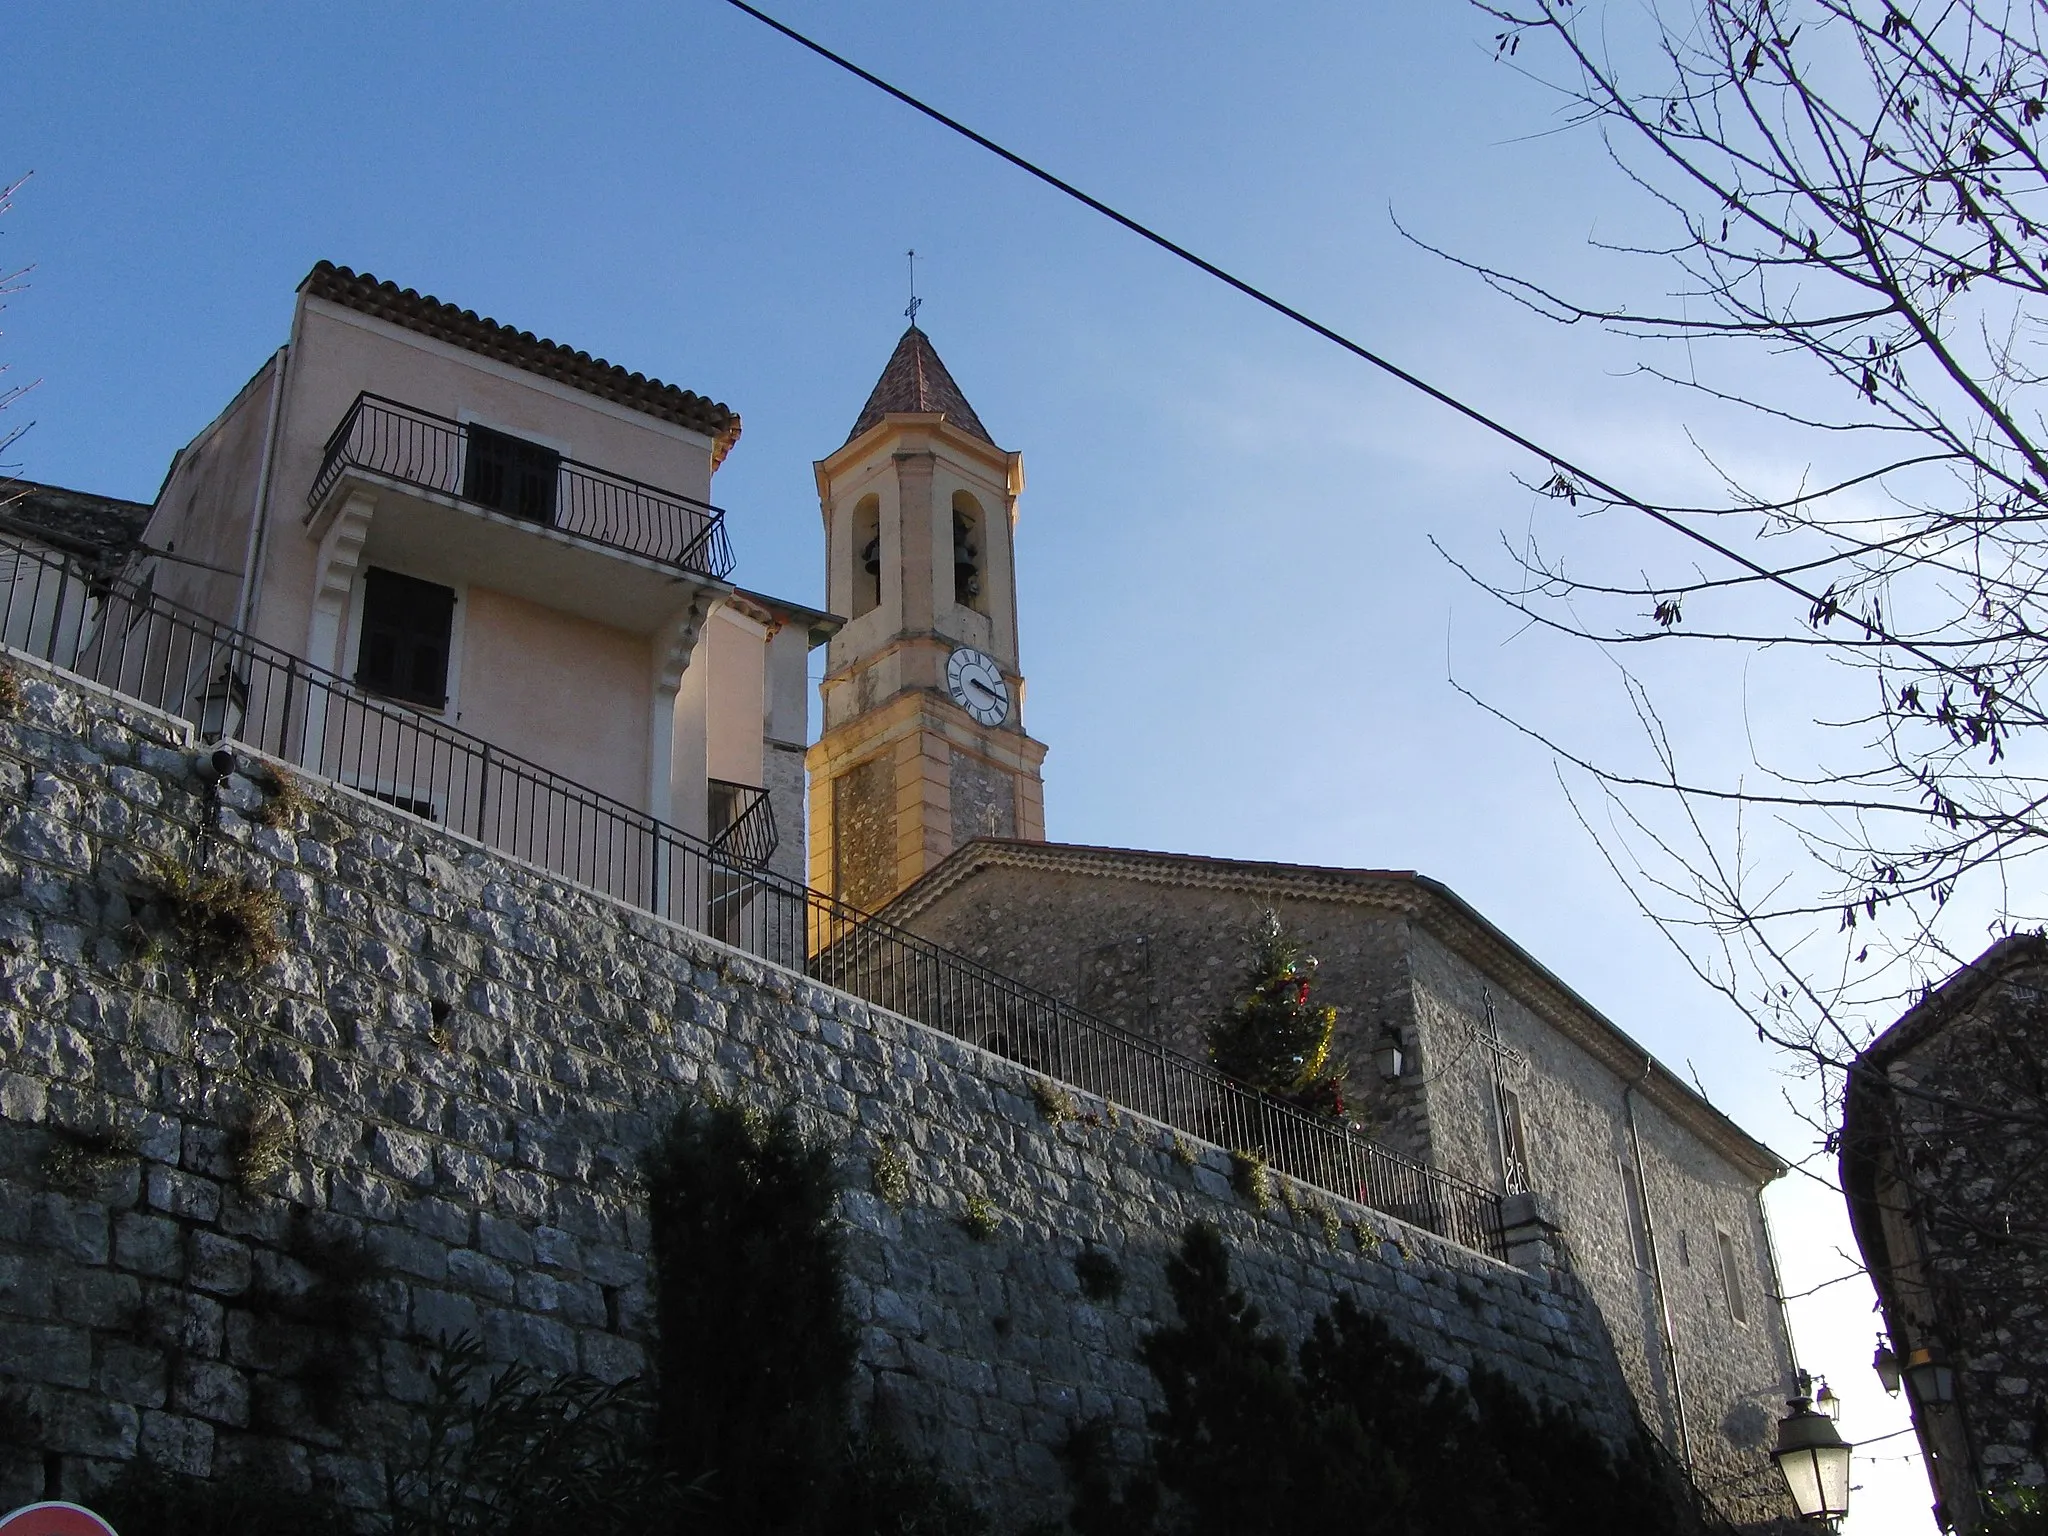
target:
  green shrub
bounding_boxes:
[1071,1221,1708,1536]
[646,1098,855,1534]
[1075,1246,1124,1303]
[387,1333,685,1536]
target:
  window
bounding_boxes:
[356,567,455,709]
[1716,1229,1749,1324]
[1619,1157,1653,1271]
[463,423,559,524]
[1497,1085,1531,1195]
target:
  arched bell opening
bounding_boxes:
[951,491,985,612]
[851,494,881,618]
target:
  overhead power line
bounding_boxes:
[721,0,2017,720]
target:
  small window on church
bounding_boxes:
[952,491,985,611]
[851,495,881,618]
[1717,1229,1749,1324]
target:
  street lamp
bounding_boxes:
[192,664,247,744]
[1903,1347,1956,1407]
[1816,1379,1842,1422]
[1873,1338,1902,1397]
[1372,1029,1405,1081]
[1772,1373,1854,1527]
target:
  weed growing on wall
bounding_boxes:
[253,768,311,831]
[0,661,20,717]
[135,856,285,974]
[1168,1133,1199,1168]
[1031,1077,1079,1125]
[39,1125,134,1197]
[871,1135,913,1209]
[1066,1222,1707,1536]
[960,1193,1000,1242]
[231,1097,293,1188]
[1227,1149,1272,1211]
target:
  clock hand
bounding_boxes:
[967,678,1001,700]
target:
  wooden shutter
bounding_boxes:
[463,424,559,525]
[357,567,456,708]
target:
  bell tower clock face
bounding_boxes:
[946,646,1011,727]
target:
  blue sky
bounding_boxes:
[13,3,1935,1525]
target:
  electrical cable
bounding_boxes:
[720,0,2038,725]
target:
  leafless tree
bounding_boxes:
[1435,0,2048,1142]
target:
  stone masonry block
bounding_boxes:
[113,1212,184,1278]
[9,1322,92,1386]
[146,1164,221,1223]
[187,1231,253,1296]
[174,1358,251,1427]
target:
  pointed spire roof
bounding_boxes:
[846,326,994,446]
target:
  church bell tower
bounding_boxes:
[806,326,1048,912]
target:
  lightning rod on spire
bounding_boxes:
[904,248,922,326]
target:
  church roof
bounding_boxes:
[846,326,994,446]
[885,837,1787,1185]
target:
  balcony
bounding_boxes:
[310,393,735,581]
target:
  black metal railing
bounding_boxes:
[310,393,735,580]
[0,532,1506,1260]
[708,779,778,867]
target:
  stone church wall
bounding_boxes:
[889,852,1798,1522]
[0,659,1638,1524]
[1403,926,1794,1515]
[892,863,1429,1164]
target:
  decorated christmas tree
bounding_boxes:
[1207,910,1347,1118]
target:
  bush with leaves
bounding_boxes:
[1068,1221,1708,1536]
[385,1334,689,1536]
[646,1095,987,1536]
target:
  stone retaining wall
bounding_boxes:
[0,656,1637,1524]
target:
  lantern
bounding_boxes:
[1772,1382,1854,1525]
[1903,1347,1956,1406]
[1372,1029,1405,1081]
[1815,1379,1842,1421]
[192,664,247,744]
[1873,1338,1902,1397]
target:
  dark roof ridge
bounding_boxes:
[299,262,741,464]
[846,325,995,447]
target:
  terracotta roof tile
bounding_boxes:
[300,262,741,464]
[847,326,994,446]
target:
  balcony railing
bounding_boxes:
[310,393,735,580]
[0,532,1506,1262]
[708,778,778,867]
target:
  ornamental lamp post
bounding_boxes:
[193,664,247,744]
[1903,1347,1956,1407]
[1772,1373,1854,1527]
[1816,1379,1843,1422]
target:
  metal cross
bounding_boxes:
[904,249,922,326]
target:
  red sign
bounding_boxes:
[0,1505,118,1536]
